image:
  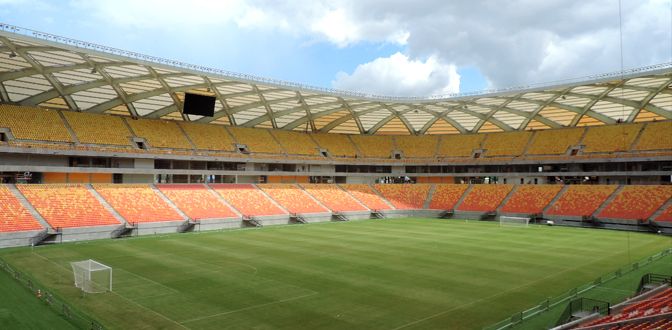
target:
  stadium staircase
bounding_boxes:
[438,209,454,218]
[332,212,349,221]
[591,185,624,218]
[368,183,396,209]
[243,216,263,227]
[86,184,128,225]
[177,219,198,233]
[205,185,243,218]
[496,184,519,213]
[422,185,437,209]
[150,185,189,221]
[290,214,309,224]
[452,184,474,210]
[30,228,62,246]
[110,223,137,239]
[7,184,52,230]
[370,210,386,219]
[543,185,570,214]
[650,198,672,222]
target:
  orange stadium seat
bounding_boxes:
[374,184,431,210]
[258,184,328,214]
[301,184,368,212]
[17,184,119,228]
[457,184,513,212]
[598,185,672,220]
[580,288,672,328]
[210,184,286,216]
[94,184,183,223]
[0,185,43,232]
[340,184,393,210]
[157,184,238,220]
[500,185,563,214]
[428,184,469,210]
[546,185,617,217]
[657,204,672,222]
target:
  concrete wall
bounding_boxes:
[122,174,154,183]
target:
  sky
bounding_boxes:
[1,0,671,97]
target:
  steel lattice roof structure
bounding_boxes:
[0,23,671,135]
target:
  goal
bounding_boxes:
[70,259,112,293]
[499,216,531,227]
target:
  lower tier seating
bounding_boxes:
[157,184,238,220]
[546,185,617,217]
[579,287,672,328]
[374,184,431,210]
[501,185,563,214]
[656,205,672,222]
[17,184,119,228]
[211,184,287,216]
[598,185,672,220]
[428,184,469,210]
[0,185,43,232]
[457,184,513,212]
[340,184,393,210]
[301,184,368,212]
[258,184,328,214]
[94,184,183,223]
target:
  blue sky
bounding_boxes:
[1,0,670,97]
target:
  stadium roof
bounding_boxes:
[0,23,671,135]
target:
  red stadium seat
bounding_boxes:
[210,184,287,216]
[428,184,469,210]
[258,184,329,214]
[546,185,617,217]
[301,184,368,212]
[598,185,672,220]
[340,184,393,210]
[458,184,513,212]
[157,184,238,220]
[373,184,431,210]
[94,184,183,223]
[501,185,563,214]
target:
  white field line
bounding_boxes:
[115,268,180,294]
[31,251,190,330]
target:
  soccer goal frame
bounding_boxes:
[70,259,112,293]
[499,216,531,227]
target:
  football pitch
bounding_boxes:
[0,218,671,330]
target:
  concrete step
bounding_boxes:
[453,184,474,211]
[592,185,625,218]
[205,184,243,218]
[86,184,127,225]
[150,184,189,221]
[8,184,52,230]
[423,184,437,209]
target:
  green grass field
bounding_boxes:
[0,218,670,330]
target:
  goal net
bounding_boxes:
[70,259,112,293]
[499,216,530,227]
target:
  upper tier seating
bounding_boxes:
[62,111,133,146]
[428,184,469,210]
[394,135,438,158]
[657,204,672,222]
[125,118,192,149]
[581,123,642,153]
[340,184,393,210]
[270,130,320,156]
[546,185,617,217]
[580,287,672,328]
[17,184,119,228]
[0,104,72,142]
[374,184,431,209]
[211,184,286,216]
[310,133,357,157]
[227,127,283,154]
[258,184,328,214]
[634,121,672,151]
[500,185,563,214]
[157,184,238,220]
[0,185,43,232]
[597,185,672,220]
[179,122,235,151]
[526,127,585,155]
[437,134,485,157]
[94,184,183,223]
[483,131,532,156]
[457,184,513,212]
[301,184,368,212]
[350,135,394,158]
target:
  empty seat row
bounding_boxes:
[0,185,43,232]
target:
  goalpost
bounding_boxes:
[70,259,112,293]
[499,216,531,227]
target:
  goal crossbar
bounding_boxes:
[70,259,112,293]
[499,216,531,227]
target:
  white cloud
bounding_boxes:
[333,52,460,96]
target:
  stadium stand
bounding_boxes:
[211,184,286,216]
[457,184,514,212]
[270,130,320,156]
[428,184,469,210]
[350,135,394,158]
[546,185,618,217]
[340,184,394,210]
[597,185,672,220]
[125,118,192,149]
[226,127,283,154]
[656,205,672,222]
[579,287,672,328]
[633,121,672,151]
[17,184,119,228]
[0,105,72,142]
[157,184,238,220]
[437,134,485,157]
[93,184,183,223]
[178,122,235,151]
[500,185,563,214]
[526,127,585,155]
[310,133,357,157]
[0,185,43,232]
[301,184,368,212]
[62,111,133,146]
[374,184,431,209]
[483,131,532,156]
[394,135,438,158]
[258,184,328,213]
[581,123,643,153]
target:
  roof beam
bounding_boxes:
[367,108,414,134]
[252,84,278,128]
[203,76,236,125]
[627,77,672,121]
[316,105,386,133]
